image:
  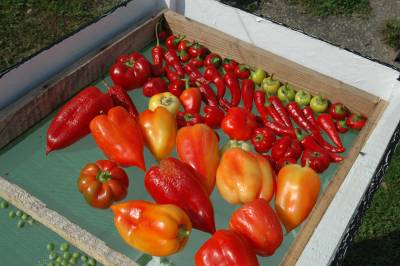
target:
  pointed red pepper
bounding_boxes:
[269,96,292,128]
[107,84,138,118]
[241,79,255,111]
[302,106,318,129]
[262,119,296,138]
[204,53,222,68]
[151,23,164,77]
[199,84,219,106]
[317,113,344,149]
[203,105,225,129]
[222,58,238,73]
[204,65,226,99]
[254,90,269,119]
[164,49,184,76]
[183,63,210,86]
[164,66,181,82]
[220,72,241,109]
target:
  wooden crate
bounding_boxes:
[0,8,387,266]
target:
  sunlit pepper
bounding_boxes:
[216,148,274,204]
[148,92,180,115]
[139,107,177,161]
[111,200,191,256]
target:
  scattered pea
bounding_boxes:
[17,220,25,228]
[63,252,71,260]
[21,213,29,220]
[88,258,96,266]
[0,200,9,209]
[49,251,58,260]
[16,210,22,217]
[60,242,69,252]
[80,255,88,262]
[47,243,55,251]
[72,252,80,259]
[8,210,16,218]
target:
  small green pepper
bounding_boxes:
[60,243,70,252]
[49,251,58,261]
[47,243,55,251]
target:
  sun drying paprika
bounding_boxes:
[317,113,344,149]
[168,79,186,97]
[220,72,241,109]
[234,64,251,79]
[336,119,349,133]
[112,200,191,256]
[251,127,276,153]
[347,113,366,130]
[165,34,184,50]
[149,92,180,115]
[46,86,113,154]
[271,136,302,162]
[145,157,216,234]
[301,149,330,173]
[204,53,222,68]
[203,105,224,129]
[151,23,164,77]
[176,111,203,128]
[329,102,348,120]
[241,79,255,111]
[204,65,226,99]
[221,107,257,141]
[180,87,202,113]
[222,58,238,73]
[107,83,138,118]
[77,160,129,209]
[142,77,168,98]
[262,119,296,138]
[90,106,145,170]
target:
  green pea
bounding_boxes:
[8,210,16,218]
[21,213,29,220]
[63,252,71,260]
[72,252,80,259]
[88,258,96,266]
[16,210,22,217]
[60,242,70,252]
[17,220,25,228]
[47,243,55,251]
[49,251,58,260]
[0,200,9,209]
[80,255,88,262]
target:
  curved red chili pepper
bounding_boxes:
[204,65,226,99]
[265,100,285,125]
[241,79,255,111]
[262,119,296,138]
[199,84,218,106]
[164,66,181,82]
[268,96,292,128]
[317,114,344,149]
[164,49,184,76]
[107,84,138,118]
[222,72,241,107]
[254,90,269,119]
[183,64,210,86]
[302,106,318,129]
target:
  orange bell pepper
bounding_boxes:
[176,124,219,194]
[111,200,192,256]
[90,106,145,170]
[275,164,321,232]
[216,148,274,204]
[139,106,177,161]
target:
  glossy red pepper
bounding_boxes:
[347,113,367,130]
[168,79,186,97]
[195,229,259,266]
[189,56,204,68]
[301,149,331,173]
[144,157,216,234]
[271,136,302,162]
[269,96,292,128]
[204,65,226,99]
[188,42,208,58]
[222,58,238,73]
[220,72,241,109]
[180,87,202,113]
[164,49,184,76]
[183,63,210,86]
[329,102,348,120]
[276,157,297,171]
[254,90,269,119]
[177,39,192,53]
[302,106,318,129]
[107,84,138,118]
[317,113,344,149]
[199,84,219,106]
[251,127,276,153]
[262,119,296,138]
[204,53,222,68]
[203,105,225,129]
[176,111,203,128]
[164,66,181,82]
[336,119,349,133]
[46,86,114,154]
[241,79,255,111]
[234,64,251,79]
[221,107,258,141]
[178,49,191,62]
[151,23,164,77]
[142,77,168,97]
[110,53,151,90]
[165,35,184,50]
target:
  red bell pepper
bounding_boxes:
[168,79,186,97]
[46,86,113,154]
[222,58,238,73]
[180,87,202,113]
[199,84,219,106]
[234,64,251,79]
[188,42,208,58]
[220,72,241,109]
[165,34,184,50]
[90,106,145,170]
[144,157,216,234]
[176,111,203,128]
[317,113,344,149]
[241,79,255,111]
[336,119,349,133]
[302,106,318,129]
[110,52,151,90]
[221,107,257,141]
[195,229,259,266]
[347,113,367,130]
[107,84,138,119]
[164,49,184,76]
[204,53,222,68]
[189,56,204,68]
[229,199,283,256]
[77,160,129,209]
[204,65,226,99]
[262,119,296,138]
[269,96,292,128]
[329,102,348,120]
[203,105,225,129]
[271,136,302,162]
[301,149,331,173]
[251,127,276,153]
[142,77,168,97]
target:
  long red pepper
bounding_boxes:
[199,84,219,106]
[263,119,296,138]
[164,66,181,82]
[265,100,285,126]
[107,84,138,118]
[302,106,318,129]
[204,65,226,99]
[254,90,269,119]
[317,114,344,148]
[183,64,210,86]
[268,96,292,128]
[151,23,164,66]
[164,49,184,76]
[241,79,255,111]
[220,72,241,109]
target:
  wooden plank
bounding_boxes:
[0,9,166,150]
[163,10,380,117]
[280,99,387,265]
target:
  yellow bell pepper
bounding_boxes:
[148,92,180,115]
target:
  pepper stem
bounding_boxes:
[155,22,161,46]
[160,96,174,106]
[96,171,112,183]
[177,226,190,239]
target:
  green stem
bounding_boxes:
[96,171,112,183]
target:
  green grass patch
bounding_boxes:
[0,0,126,73]
[287,0,371,17]
[382,19,400,49]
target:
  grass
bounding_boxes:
[382,19,400,49]
[287,0,371,17]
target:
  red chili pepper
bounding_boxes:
[223,58,238,73]
[204,53,222,68]
[204,65,226,99]
[199,84,219,106]
[164,66,181,82]
[107,84,138,118]
[142,77,168,98]
[302,106,318,129]
[165,35,184,50]
[347,113,366,130]
[178,49,191,62]
[336,119,349,133]
[176,111,203,128]
[317,113,344,149]
[183,63,210,87]
[151,23,164,76]
[234,64,251,79]
[241,79,255,111]
[301,149,331,173]
[157,31,168,41]
[46,86,114,154]
[295,129,344,163]
[271,136,302,162]
[262,119,295,138]
[189,56,204,68]
[329,102,348,120]
[269,96,292,128]
[168,79,186,97]
[203,105,225,129]
[177,39,192,53]
[164,49,184,76]
[221,107,257,141]
[265,100,285,125]
[180,87,202,113]
[254,90,269,119]
[188,42,208,58]
[251,127,276,153]
[220,72,241,108]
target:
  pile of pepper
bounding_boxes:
[45,22,368,265]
